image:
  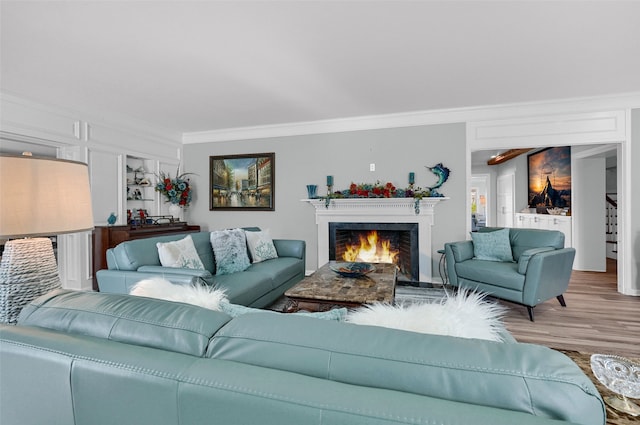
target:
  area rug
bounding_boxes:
[556,349,639,425]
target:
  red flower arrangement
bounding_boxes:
[348,182,397,198]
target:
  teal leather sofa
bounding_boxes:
[1,290,604,425]
[96,229,305,308]
[445,227,576,321]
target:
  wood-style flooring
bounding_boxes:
[499,259,640,358]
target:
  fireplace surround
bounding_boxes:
[304,197,448,283]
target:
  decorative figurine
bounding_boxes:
[425,163,450,196]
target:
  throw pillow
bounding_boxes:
[156,235,205,269]
[219,301,348,321]
[210,228,251,275]
[346,289,509,342]
[470,228,514,262]
[245,229,278,263]
[130,277,228,311]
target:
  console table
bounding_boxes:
[92,223,201,290]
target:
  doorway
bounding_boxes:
[496,173,515,228]
[471,174,489,230]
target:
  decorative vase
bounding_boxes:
[306,185,318,199]
[168,204,182,220]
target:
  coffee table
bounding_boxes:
[284,262,397,312]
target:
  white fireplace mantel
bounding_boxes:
[303,197,448,283]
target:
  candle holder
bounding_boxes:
[325,184,333,208]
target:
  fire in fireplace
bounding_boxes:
[329,222,419,283]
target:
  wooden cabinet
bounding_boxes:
[514,213,572,248]
[92,223,201,290]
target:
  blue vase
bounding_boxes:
[306,185,318,199]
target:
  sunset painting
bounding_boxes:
[527,147,571,208]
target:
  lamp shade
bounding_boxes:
[0,154,94,238]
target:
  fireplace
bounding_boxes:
[304,197,448,283]
[329,222,419,283]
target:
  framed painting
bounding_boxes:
[527,147,571,210]
[210,152,275,211]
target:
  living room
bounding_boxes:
[2,2,640,424]
[1,0,639,301]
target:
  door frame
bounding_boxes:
[466,109,631,295]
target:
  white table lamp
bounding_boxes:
[0,154,94,323]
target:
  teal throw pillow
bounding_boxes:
[210,228,251,275]
[219,301,347,321]
[471,228,514,262]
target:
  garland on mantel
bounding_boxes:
[318,163,451,214]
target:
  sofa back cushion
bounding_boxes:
[107,231,215,273]
[478,227,564,261]
[18,289,231,356]
[207,313,604,425]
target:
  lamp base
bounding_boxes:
[0,238,62,324]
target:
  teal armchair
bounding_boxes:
[445,227,576,321]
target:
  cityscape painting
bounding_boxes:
[210,153,275,211]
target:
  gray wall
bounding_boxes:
[631,109,640,289]
[183,123,467,279]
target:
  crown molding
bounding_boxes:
[0,92,182,148]
[182,92,640,144]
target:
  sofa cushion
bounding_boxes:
[210,229,251,275]
[245,229,278,263]
[18,290,231,357]
[156,235,205,270]
[246,257,303,290]
[106,232,214,273]
[206,313,605,424]
[212,271,273,306]
[455,260,524,291]
[471,228,513,262]
[510,229,565,261]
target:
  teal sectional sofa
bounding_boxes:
[1,290,604,425]
[445,227,576,321]
[96,229,305,308]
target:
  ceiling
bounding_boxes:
[2,1,640,137]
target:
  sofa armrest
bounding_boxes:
[445,241,474,263]
[273,239,305,260]
[517,247,556,274]
[522,248,576,306]
[444,241,474,286]
[137,266,214,281]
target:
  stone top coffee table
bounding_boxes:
[284,261,397,312]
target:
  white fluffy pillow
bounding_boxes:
[130,277,227,311]
[245,229,278,263]
[156,235,204,269]
[346,289,508,342]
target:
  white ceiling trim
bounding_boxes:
[182,92,640,144]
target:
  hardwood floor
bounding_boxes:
[500,259,640,357]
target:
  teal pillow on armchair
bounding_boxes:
[470,228,513,262]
